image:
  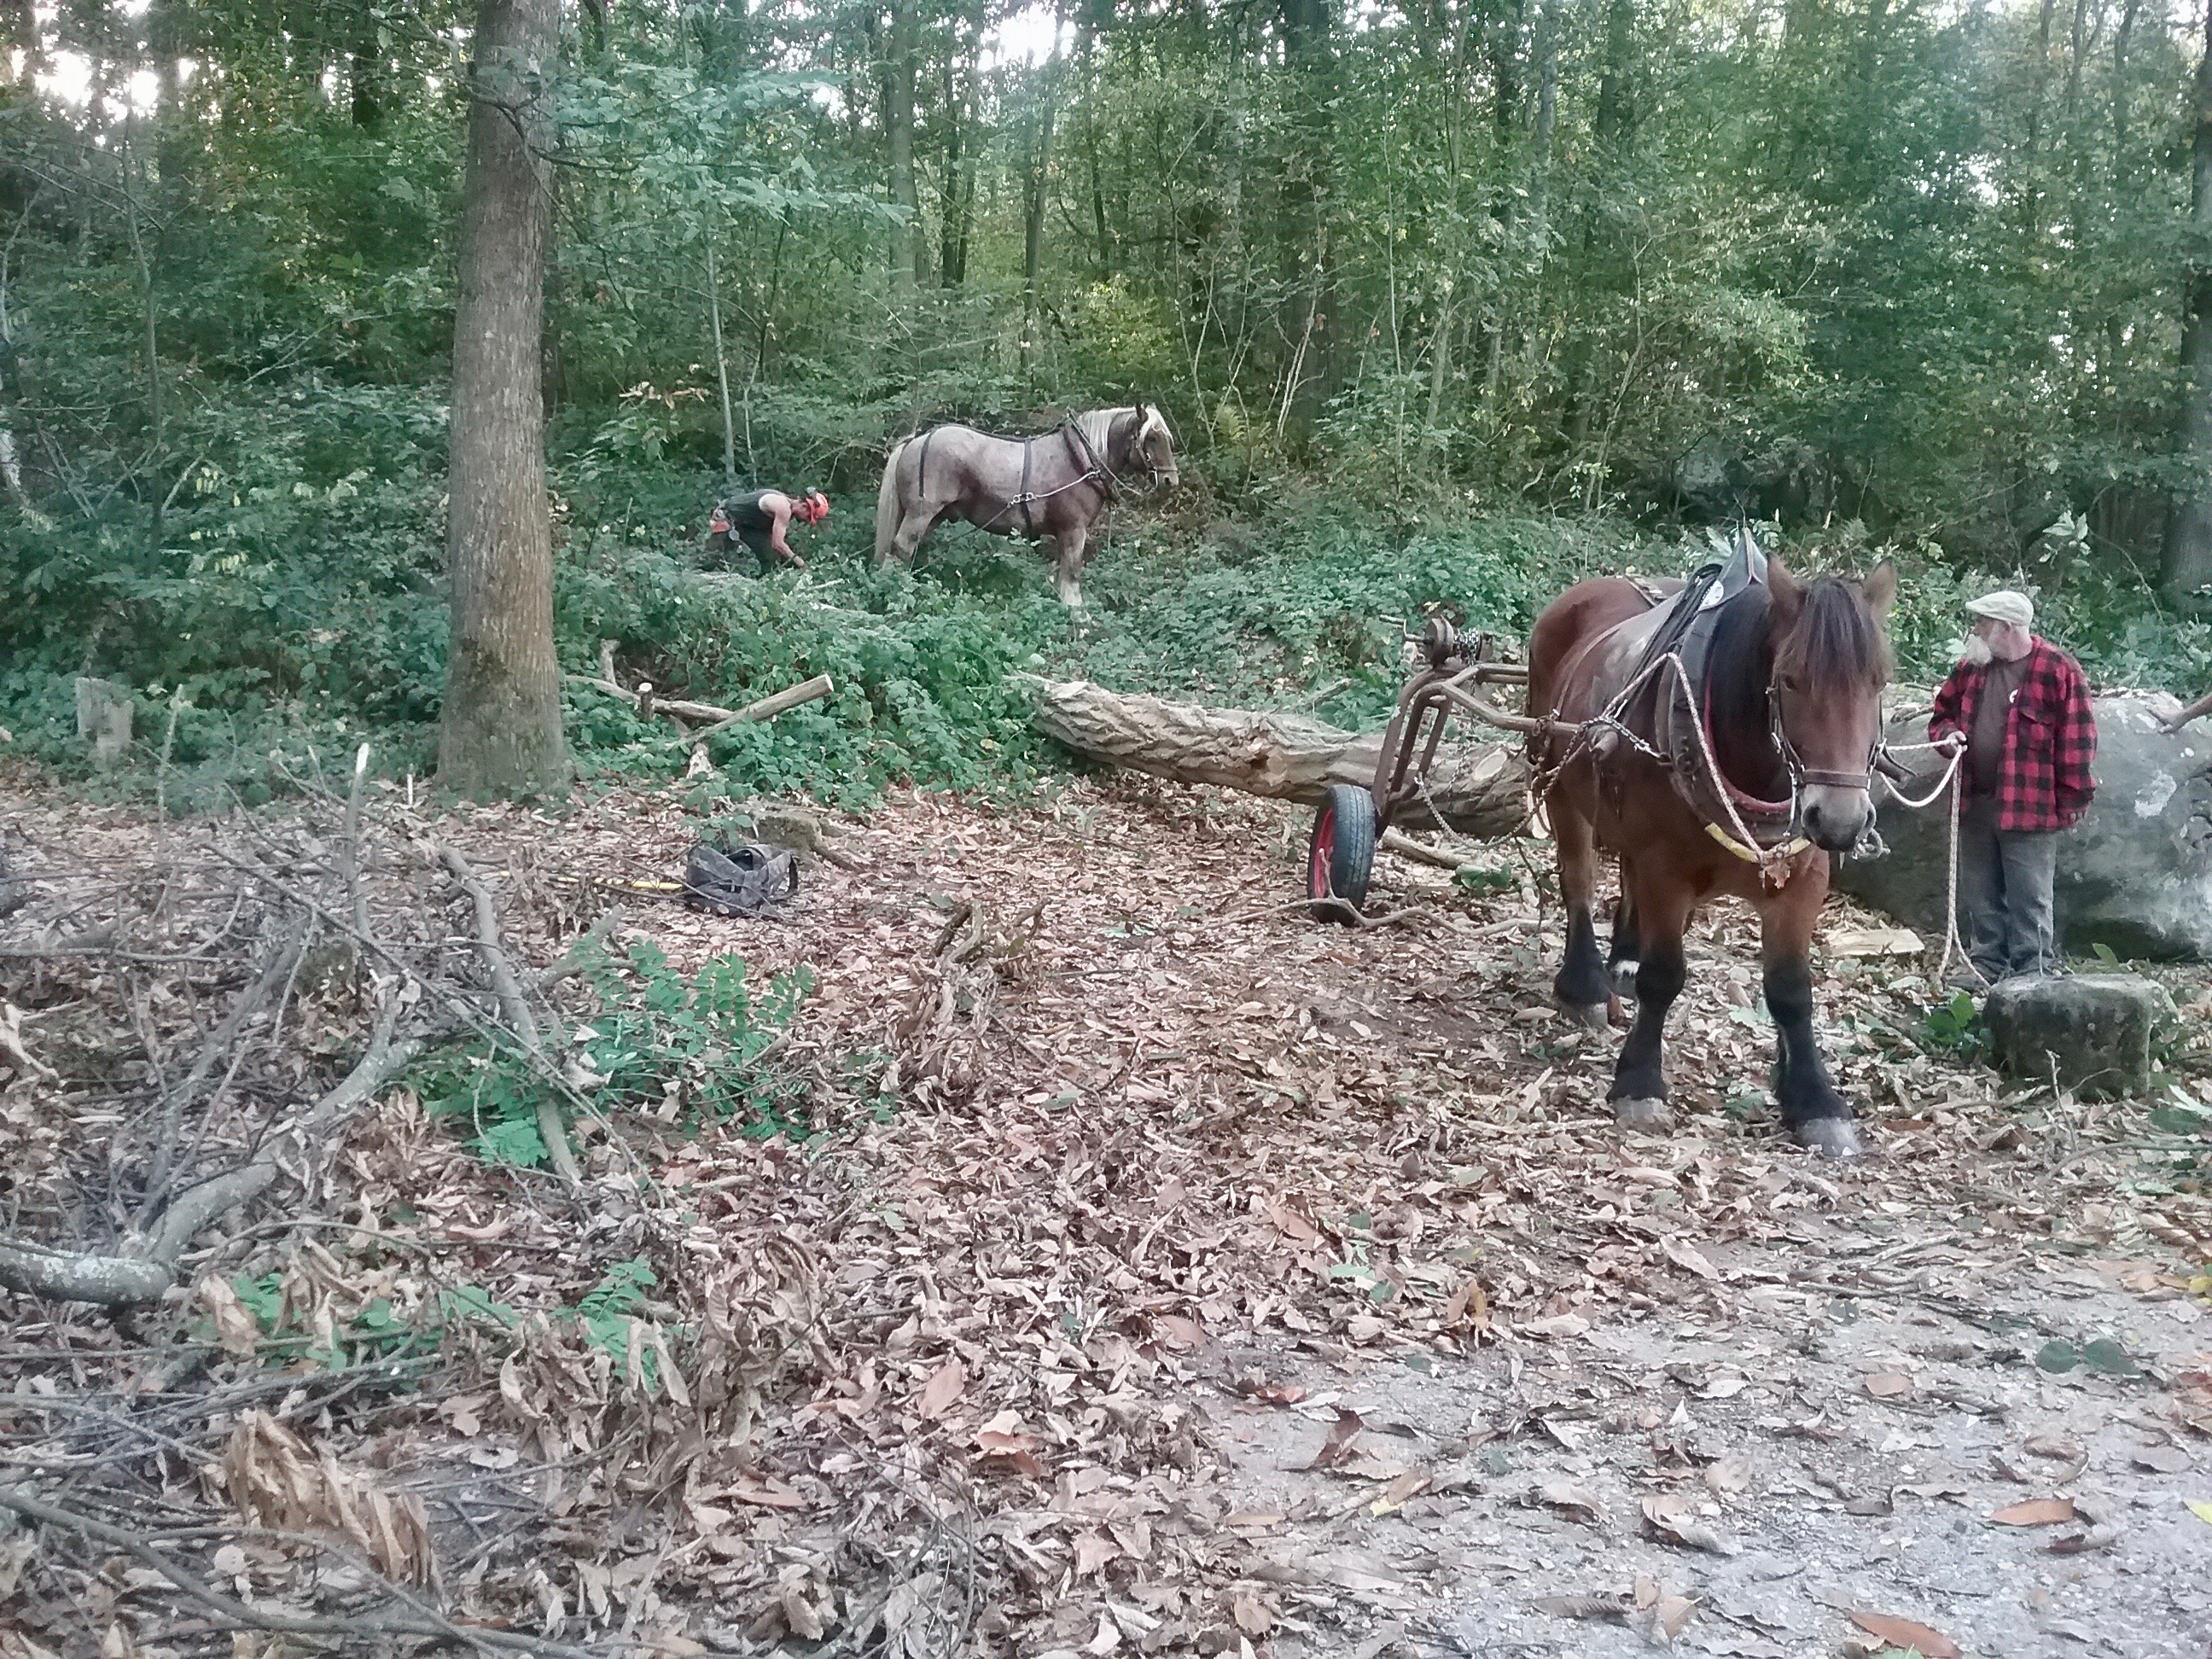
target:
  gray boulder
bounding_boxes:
[1834,692,2212,961]
[1982,973,2174,1098]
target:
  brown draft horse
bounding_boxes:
[873,406,1179,611]
[1527,556,1897,1157]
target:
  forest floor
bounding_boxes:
[3,770,2212,1659]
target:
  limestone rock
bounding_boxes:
[1982,973,2173,1098]
[1835,691,2212,961]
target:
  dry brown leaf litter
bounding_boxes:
[1,763,2209,1656]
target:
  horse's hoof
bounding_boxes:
[1610,961,1640,1000]
[1613,1096,1671,1129]
[1557,998,1610,1033]
[1794,1118,1862,1159]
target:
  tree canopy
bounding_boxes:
[3,0,2209,783]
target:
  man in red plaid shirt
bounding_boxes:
[1928,590,2098,986]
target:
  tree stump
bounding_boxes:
[74,677,133,771]
[1983,973,2174,1099]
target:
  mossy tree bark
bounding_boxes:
[439,0,569,799]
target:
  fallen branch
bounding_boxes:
[566,657,835,745]
[0,1001,55,1080]
[2163,687,2212,732]
[0,998,418,1307]
[565,672,734,726]
[436,845,582,1187]
[668,673,837,746]
[1220,897,1427,929]
[1382,829,1473,871]
[142,918,310,1208]
[538,905,629,992]
[342,740,373,942]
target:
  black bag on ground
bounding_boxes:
[681,841,799,917]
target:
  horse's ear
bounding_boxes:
[1861,560,1898,621]
[1767,552,1803,626]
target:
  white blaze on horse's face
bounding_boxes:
[1135,405,1179,489]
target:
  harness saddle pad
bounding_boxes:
[1615,533,1775,834]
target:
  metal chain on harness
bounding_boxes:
[977,413,1131,537]
[1534,650,1813,885]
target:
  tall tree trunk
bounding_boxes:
[1278,0,1336,443]
[705,227,736,486]
[2022,0,2058,237]
[940,48,965,285]
[2111,0,2138,150]
[1022,48,1061,381]
[886,0,926,288]
[2163,0,2212,602]
[1531,0,1560,212]
[350,0,381,127]
[1492,0,1524,145]
[439,0,568,797]
[0,242,22,509]
[1566,0,1636,454]
[1592,0,1634,148]
[1086,137,1113,272]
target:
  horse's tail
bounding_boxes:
[875,438,909,563]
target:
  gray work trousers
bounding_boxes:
[1959,794,2058,982]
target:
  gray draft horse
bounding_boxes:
[873,405,1178,609]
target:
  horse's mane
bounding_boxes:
[1070,406,1142,462]
[1704,591,1779,787]
[1775,576,1893,692]
[1702,575,1888,796]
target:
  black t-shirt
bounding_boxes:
[1967,655,2031,795]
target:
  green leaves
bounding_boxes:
[1913,992,1984,1059]
[2034,1338,2144,1377]
[413,940,811,1170]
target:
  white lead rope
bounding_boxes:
[1874,733,1986,991]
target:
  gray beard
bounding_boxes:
[1959,634,1994,667]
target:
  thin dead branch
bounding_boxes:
[436,843,582,1186]
[538,905,629,992]
[0,1485,600,1656]
[140,917,310,1210]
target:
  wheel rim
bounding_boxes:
[1309,808,1336,899]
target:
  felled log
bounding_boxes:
[2164,686,2212,732]
[1023,677,1530,840]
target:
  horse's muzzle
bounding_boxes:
[1798,785,1874,854]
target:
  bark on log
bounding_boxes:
[1024,677,1530,840]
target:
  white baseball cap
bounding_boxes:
[1965,590,2034,629]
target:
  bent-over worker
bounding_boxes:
[705,488,830,572]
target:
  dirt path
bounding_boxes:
[3,772,2209,1656]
